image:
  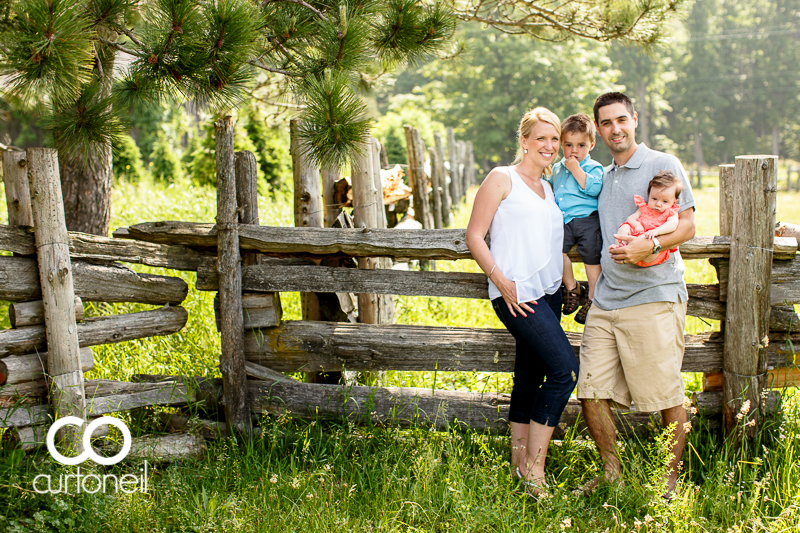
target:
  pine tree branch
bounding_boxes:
[247,59,300,77]
[263,0,326,21]
[98,37,145,58]
[245,89,305,108]
[118,26,144,48]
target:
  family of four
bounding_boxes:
[466,91,696,496]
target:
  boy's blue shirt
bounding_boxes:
[546,154,604,224]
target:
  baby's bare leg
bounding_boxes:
[616,224,632,246]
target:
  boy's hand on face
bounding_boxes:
[564,155,581,174]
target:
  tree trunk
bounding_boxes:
[59,36,116,236]
[60,153,112,235]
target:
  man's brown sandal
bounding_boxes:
[561,283,582,315]
[575,299,592,325]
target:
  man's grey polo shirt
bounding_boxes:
[593,143,696,311]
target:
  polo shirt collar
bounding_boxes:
[613,142,649,170]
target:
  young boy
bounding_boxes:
[547,113,604,324]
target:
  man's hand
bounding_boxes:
[610,234,654,264]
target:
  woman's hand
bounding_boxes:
[493,271,537,317]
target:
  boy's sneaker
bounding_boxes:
[561,283,583,315]
[575,299,592,325]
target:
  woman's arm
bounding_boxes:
[466,169,535,317]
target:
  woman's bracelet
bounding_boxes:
[488,264,497,279]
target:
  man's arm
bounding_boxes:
[610,208,695,264]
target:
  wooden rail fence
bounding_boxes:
[2,130,797,456]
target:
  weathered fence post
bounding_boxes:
[447,127,459,204]
[215,117,251,434]
[723,155,777,436]
[434,132,451,227]
[428,146,444,229]
[27,147,86,453]
[457,141,467,196]
[290,120,324,325]
[703,164,735,393]
[465,141,476,189]
[290,120,329,383]
[352,142,380,327]
[371,138,395,324]
[2,150,34,227]
[235,151,260,267]
[404,126,434,230]
[371,138,388,230]
[321,167,342,229]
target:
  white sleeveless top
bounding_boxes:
[487,167,564,303]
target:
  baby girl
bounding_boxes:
[616,170,683,267]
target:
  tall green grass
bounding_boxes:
[2,177,800,532]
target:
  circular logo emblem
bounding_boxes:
[45,416,132,466]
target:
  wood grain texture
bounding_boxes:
[0,380,47,407]
[10,297,83,328]
[404,126,433,229]
[244,320,735,373]
[0,224,212,270]
[433,131,451,227]
[1,347,93,385]
[249,381,654,437]
[2,151,33,227]
[723,156,777,435]
[27,147,86,453]
[0,256,187,304]
[121,222,798,261]
[107,432,206,462]
[0,378,195,427]
[214,292,282,330]
[216,116,251,434]
[0,306,188,358]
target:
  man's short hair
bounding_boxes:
[593,92,636,124]
[648,170,684,199]
[561,114,596,143]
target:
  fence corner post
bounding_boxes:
[26,147,86,454]
[722,155,777,437]
[215,116,251,434]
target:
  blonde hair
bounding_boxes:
[513,107,561,176]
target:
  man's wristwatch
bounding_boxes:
[651,237,662,255]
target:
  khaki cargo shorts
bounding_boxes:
[576,301,687,412]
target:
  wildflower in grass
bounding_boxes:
[740,400,751,415]
[745,419,756,427]
[270,475,278,484]
[683,421,693,433]
[634,518,643,530]
[560,517,572,529]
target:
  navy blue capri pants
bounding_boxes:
[492,290,579,427]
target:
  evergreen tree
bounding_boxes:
[0,0,687,235]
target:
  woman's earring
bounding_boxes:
[524,148,528,154]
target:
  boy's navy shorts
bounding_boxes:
[563,211,602,265]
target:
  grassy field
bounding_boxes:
[2,175,800,531]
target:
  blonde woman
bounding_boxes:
[466,107,578,496]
